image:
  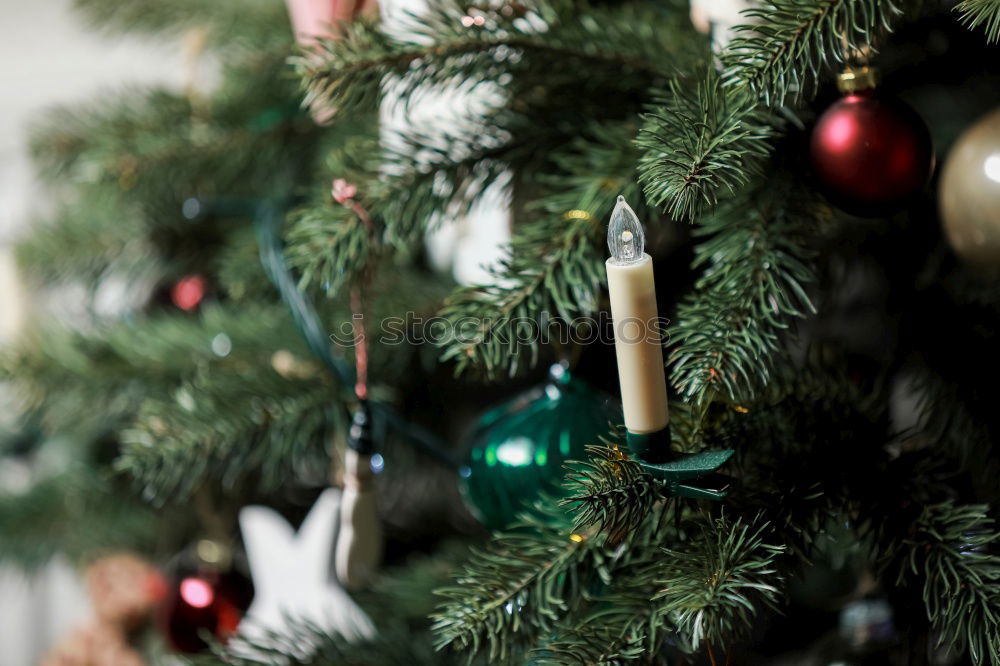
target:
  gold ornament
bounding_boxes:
[939,108,1000,270]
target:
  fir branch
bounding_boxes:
[721,0,903,105]
[956,0,1000,43]
[374,119,516,250]
[436,129,646,378]
[531,600,651,665]
[669,181,817,405]
[0,469,188,570]
[215,226,278,303]
[298,0,687,119]
[119,366,342,502]
[29,77,316,223]
[432,502,611,662]
[436,210,603,378]
[73,0,290,44]
[891,501,1000,665]
[531,513,680,665]
[285,202,372,297]
[638,74,773,220]
[15,187,159,286]
[561,444,661,540]
[653,515,785,652]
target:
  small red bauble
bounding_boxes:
[158,543,254,653]
[170,275,207,311]
[810,90,934,215]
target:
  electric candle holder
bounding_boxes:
[605,196,734,499]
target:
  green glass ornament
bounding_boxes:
[460,364,620,530]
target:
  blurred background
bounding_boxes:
[0,2,189,660]
[2,0,999,664]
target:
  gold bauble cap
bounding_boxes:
[837,66,879,94]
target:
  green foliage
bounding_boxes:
[956,0,1000,43]
[435,211,603,377]
[432,501,611,662]
[651,515,784,651]
[15,188,158,285]
[530,514,785,662]
[638,73,773,220]
[8,0,1000,662]
[119,365,341,501]
[0,468,189,570]
[298,0,689,121]
[436,128,646,378]
[669,180,817,405]
[561,444,661,540]
[73,0,290,47]
[29,63,315,221]
[285,202,373,297]
[896,501,1000,666]
[721,0,903,105]
[374,119,521,250]
[530,598,653,665]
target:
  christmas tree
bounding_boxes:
[3,0,1000,664]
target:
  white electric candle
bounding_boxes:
[605,197,669,435]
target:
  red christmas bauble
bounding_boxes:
[810,91,934,215]
[159,549,254,653]
[170,275,207,311]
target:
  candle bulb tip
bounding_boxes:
[607,197,645,265]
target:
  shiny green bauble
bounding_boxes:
[460,365,620,530]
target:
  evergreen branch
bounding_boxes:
[298,0,687,119]
[436,128,646,378]
[119,366,343,502]
[898,501,1000,666]
[638,73,773,220]
[652,515,785,651]
[531,513,681,665]
[1,306,302,430]
[721,0,903,105]
[956,0,1000,43]
[561,444,661,540]
[669,181,817,405]
[539,515,785,661]
[216,226,279,303]
[15,187,160,286]
[0,468,189,570]
[285,202,372,297]
[432,502,611,662]
[73,0,290,44]
[29,76,316,223]
[373,120,516,250]
[530,600,651,665]
[436,210,603,378]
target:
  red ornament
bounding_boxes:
[170,275,207,311]
[159,543,254,653]
[810,90,933,215]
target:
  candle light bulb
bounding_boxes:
[607,196,645,265]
